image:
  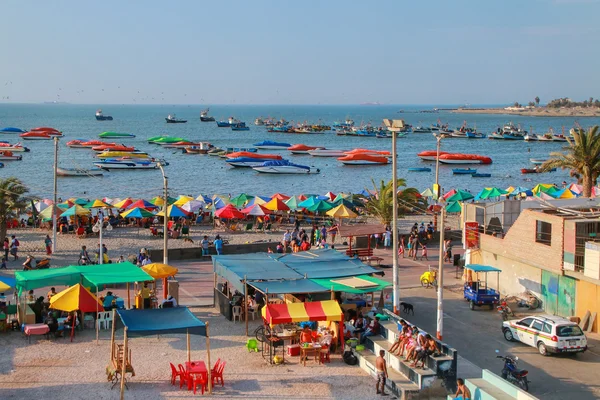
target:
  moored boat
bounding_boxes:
[0,127,26,134]
[408,167,431,172]
[94,159,167,170]
[231,122,250,131]
[413,126,432,133]
[252,159,320,174]
[153,136,187,144]
[503,132,525,140]
[417,150,449,161]
[96,151,149,159]
[31,127,62,135]
[99,131,135,138]
[254,117,265,126]
[287,144,325,154]
[552,134,568,142]
[308,149,348,157]
[92,144,136,152]
[165,114,187,123]
[521,168,556,174]
[253,140,291,150]
[57,167,104,177]
[216,117,236,127]
[80,140,115,148]
[225,151,281,160]
[529,158,547,165]
[0,143,29,152]
[183,142,213,154]
[20,131,53,140]
[95,109,113,121]
[438,153,492,165]
[226,157,282,168]
[452,168,477,175]
[488,131,505,140]
[524,134,538,141]
[337,153,389,165]
[0,150,22,160]
[200,108,215,122]
[472,173,491,178]
[345,148,391,157]
[466,131,486,139]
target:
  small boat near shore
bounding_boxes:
[413,126,432,133]
[166,114,187,123]
[226,157,282,168]
[465,131,486,139]
[308,149,348,157]
[252,159,320,174]
[452,168,477,175]
[31,127,62,135]
[99,131,135,139]
[438,153,492,165]
[529,158,548,165]
[472,173,491,178]
[253,141,291,150]
[92,144,136,152]
[225,151,281,160]
[216,117,236,127]
[0,143,29,152]
[96,151,149,159]
[183,142,213,154]
[94,159,167,170]
[0,151,22,160]
[200,108,215,122]
[337,153,389,165]
[417,150,449,161]
[521,168,556,174]
[408,167,431,172]
[95,109,113,121]
[20,131,53,140]
[524,134,538,141]
[0,127,26,134]
[57,167,104,177]
[231,122,250,131]
[287,144,325,154]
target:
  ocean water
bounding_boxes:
[1,103,599,200]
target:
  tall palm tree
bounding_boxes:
[0,177,29,240]
[362,178,422,225]
[541,126,600,197]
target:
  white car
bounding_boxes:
[502,314,588,356]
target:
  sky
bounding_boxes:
[1,0,599,105]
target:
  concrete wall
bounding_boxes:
[148,241,276,261]
[575,279,600,333]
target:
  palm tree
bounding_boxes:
[362,178,422,225]
[541,126,600,197]
[0,177,29,240]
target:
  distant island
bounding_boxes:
[454,97,600,117]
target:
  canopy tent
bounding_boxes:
[310,274,391,294]
[261,300,343,326]
[250,279,329,295]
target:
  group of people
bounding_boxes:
[388,319,440,369]
[269,224,337,254]
[2,236,20,262]
[25,287,78,337]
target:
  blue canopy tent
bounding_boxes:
[114,307,212,395]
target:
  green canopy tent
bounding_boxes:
[310,274,391,294]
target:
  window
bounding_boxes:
[531,320,543,331]
[556,325,584,337]
[517,318,534,327]
[536,220,552,245]
[542,323,552,334]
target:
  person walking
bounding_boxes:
[375,349,389,396]
[44,235,52,255]
[10,235,19,261]
[420,242,428,261]
[384,228,391,250]
[214,235,223,255]
[3,238,9,261]
[201,236,210,256]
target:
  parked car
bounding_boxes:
[502,314,587,356]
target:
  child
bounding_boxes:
[44,235,52,255]
[420,243,428,261]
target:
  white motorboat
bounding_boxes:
[57,167,104,177]
[537,133,554,142]
[94,159,165,170]
[0,144,29,152]
[225,157,281,168]
[530,158,548,165]
[307,149,348,157]
[252,160,320,174]
[524,134,538,141]
[413,126,432,133]
[254,117,265,126]
[253,140,292,150]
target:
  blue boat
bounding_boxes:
[408,167,431,172]
[503,133,525,140]
[0,162,4,168]
[453,168,477,175]
[216,121,231,127]
[0,127,26,134]
[465,132,486,139]
[253,141,291,149]
[472,173,491,178]
[231,122,250,131]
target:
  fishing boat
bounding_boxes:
[253,140,291,150]
[95,109,113,121]
[472,173,491,178]
[99,132,135,138]
[165,114,187,123]
[225,151,281,160]
[552,134,568,142]
[465,131,486,139]
[0,151,22,160]
[452,168,477,175]
[96,151,149,159]
[183,142,213,154]
[252,159,320,174]
[529,158,547,165]
[226,157,283,168]
[537,133,554,142]
[375,131,407,139]
[20,131,53,140]
[0,127,26,134]
[332,118,355,129]
[521,167,556,174]
[308,149,348,157]
[408,167,431,172]
[216,117,236,127]
[438,153,492,165]
[200,108,215,122]
[57,167,104,177]
[0,143,29,152]
[524,134,538,141]
[254,117,265,126]
[503,132,525,140]
[287,144,325,154]
[413,126,432,133]
[94,159,167,170]
[417,150,449,161]
[488,131,505,140]
[337,154,389,165]
[231,122,249,131]
[92,144,136,152]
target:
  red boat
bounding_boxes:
[337,153,389,165]
[31,127,62,136]
[81,140,115,147]
[345,148,391,156]
[521,168,556,174]
[20,131,53,140]
[226,151,282,160]
[287,144,325,154]
[438,153,492,165]
[92,144,136,152]
[417,150,450,161]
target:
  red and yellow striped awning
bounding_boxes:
[261,300,343,326]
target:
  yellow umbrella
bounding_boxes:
[39,205,63,220]
[505,186,515,195]
[50,284,104,342]
[113,197,135,209]
[326,204,358,219]
[174,195,194,206]
[84,199,111,208]
[141,263,179,279]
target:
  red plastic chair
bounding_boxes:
[193,374,207,395]
[177,364,189,389]
[212,360,226,387]
[211,358,222,375]
[320,346,331,364]
[170,362,184,386]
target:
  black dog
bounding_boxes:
[400,301,414,315]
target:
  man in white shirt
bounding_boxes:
[282,230,291,248]
[141,255,152,266]
[161,295,177,308]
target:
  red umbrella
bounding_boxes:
[272,192,290,201]
[241,204,269,216]
[442,189,457,200]
[215,204,245,219]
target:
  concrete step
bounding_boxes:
[368,336,438,390]
[354,347,420,400]
[466,378,517,400]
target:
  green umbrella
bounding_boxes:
[297,196,319,209]
[230,193,254,208]
[121,207,155,219]
[306,200,334,213]
[484,187,508,199]
[284,196,302,211]
[332,198,358,211]
[446,190,474,202]
[445,201,462,213]
[62,205,91,217]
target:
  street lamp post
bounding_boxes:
[434,133,444,340]
[52,137,59,253]
[157,162,169,299]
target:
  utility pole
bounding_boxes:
[436,206,445,340]
[433,134,442,230]
[98,210,104,264]
[157,162,169,299]
[52,137,58,253]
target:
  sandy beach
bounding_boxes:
[453,106,600,118]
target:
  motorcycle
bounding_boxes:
[22,255,51,271]
[497,299,515,321]
[496,352,529,391]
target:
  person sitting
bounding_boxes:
[406,327,427,363]
[103,292,115,310]
[45,311,60,337]
[300,239,311,251]
[161,295,177,308]
[389,319,408,354]
[412,334,439,369]
[27,290,35,302]
[299,325,314,361]
[360,316,381,344]
[76,225,85,238]
[276,243,284,253]
[353,312,367,338]
[64,312,78,331]
[47,287,57,302]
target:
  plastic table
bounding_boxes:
[185,361,207,390]
[24,323,49,342]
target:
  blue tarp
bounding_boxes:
[466,264,502,272]
[117,307,206,337]
[250,279,329,294]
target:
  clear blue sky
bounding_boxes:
[1,0,599,105]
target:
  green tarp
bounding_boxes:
[310,275,391,294]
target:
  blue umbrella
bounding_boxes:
[510,187,533,197]
[213,198,228,209]
[298,196,319,209]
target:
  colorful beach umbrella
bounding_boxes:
[50,284,104,313]
[69,198,89,206]
[552,188,577,199]
[38,205,63,221]
[326,204,357,219]
[150,196,177,206]
[212,197,229,209]
[0,276,16,292]
[323,191,336,200]
[120,207,155,219]
[298,196,319,209]
[181,200,205,212]
[196,194,212,203]
[446,190,474,202]
[174,195,194,206]
[113,197,135,209]
[230,193,254,208]
[127,199,159,210]
[272,193,290,201]
[241,203,269,216]
[84,199,111,209]
[333,192,351,202]
[445,201,462,213]
[57,200,74,209]
[246,196,267,206]
[509,187,533,197]
[420,188,434,198]
[284,196,302,211]
[141,263,178,279]
[332,198,358,211]
[442,189,457,200]
[61,205,91,217]
[156,205,190,218]
[215,204,245,219]
[264,197,290,212]
[532,184,558,196]
[34,201,50,212]
[306,200,334,213]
